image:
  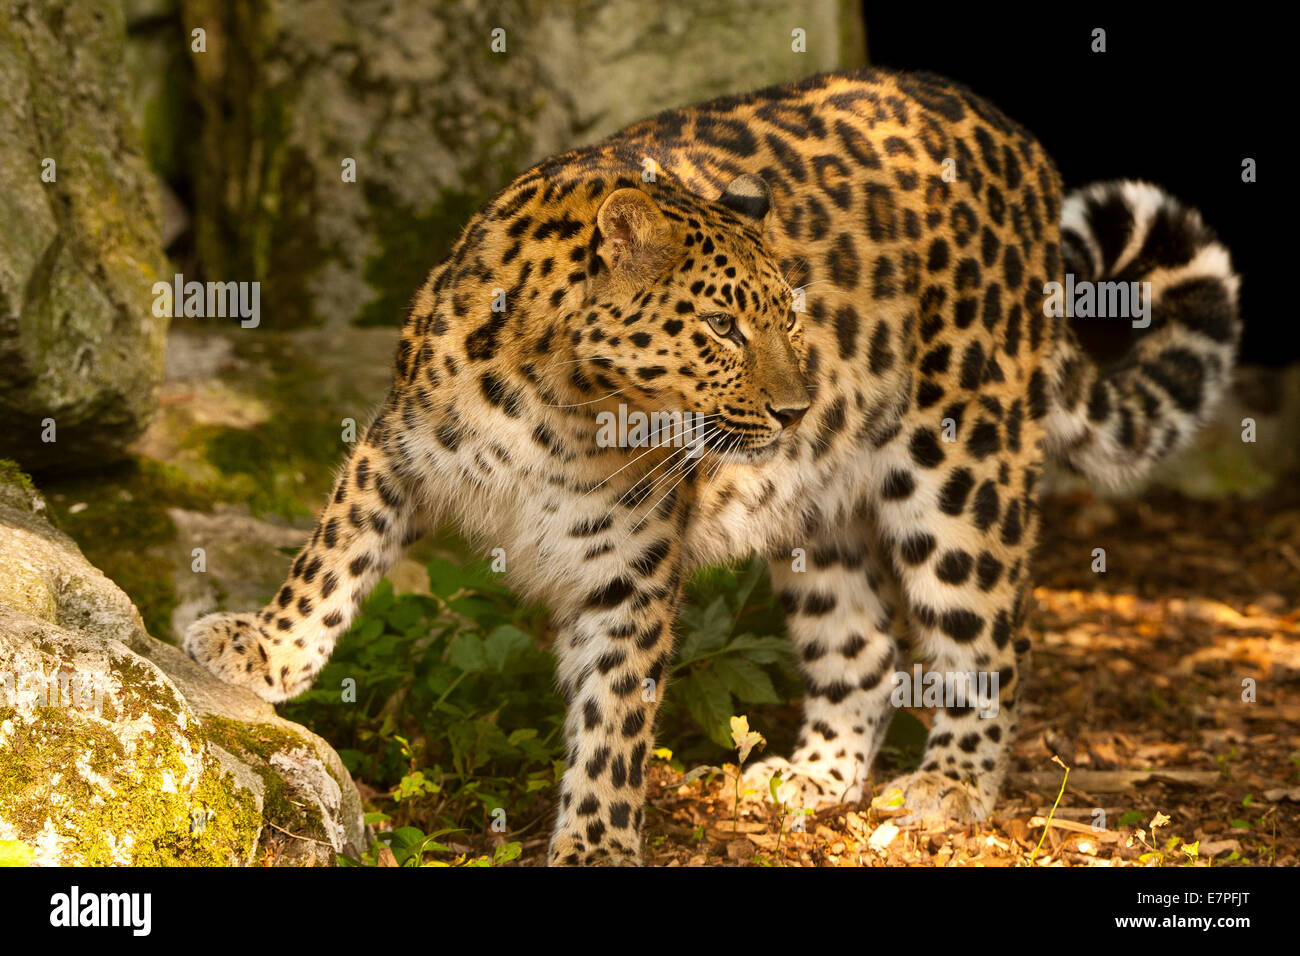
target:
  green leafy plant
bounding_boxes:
[877,710,928,775]
[342,816,522,867]
[1126,811,1202,867]
[766,773,813,862]
[664,559,800,755]
[1225,794,1278,865]
[284,551,805,864]
[1118,809,1145,827]
[284,557,564,862]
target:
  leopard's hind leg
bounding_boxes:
[869,432,1038,825]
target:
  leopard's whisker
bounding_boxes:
[583,414,721,497]
[540,355,622,369]
[696,429,742,508]
[592,436,702,532]
[617,429,713,509]
[630,435,714,533]
[541,386,629,409]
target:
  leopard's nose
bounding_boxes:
[767,402,809,430]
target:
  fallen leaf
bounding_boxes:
[868,820,900,849]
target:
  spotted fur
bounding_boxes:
[185,67,1241,864]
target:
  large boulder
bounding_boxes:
[179,0,865,328]
[0,0,171,470]
[0,461,367,866]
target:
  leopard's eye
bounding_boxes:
[703,312,735,338]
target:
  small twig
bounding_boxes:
[265,821,335,848]
[1029,755,1070,865]
[1011,769,1217,791]
[1028,816,1105,836]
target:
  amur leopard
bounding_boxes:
[185,67,1241,865]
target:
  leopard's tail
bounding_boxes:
[1041,180,1241,488]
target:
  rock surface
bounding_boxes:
[0,0,170,469]
[0,461,367,865]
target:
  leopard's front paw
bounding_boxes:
[184,612,289,703]
[547,830,642,867]
[742,755,866,810]
[874,770,991,826]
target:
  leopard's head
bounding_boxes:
[571,173,811,461]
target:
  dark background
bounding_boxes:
[866,7,1280,364]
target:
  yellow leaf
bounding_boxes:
[871,787,906,811]
[729,715,765,764]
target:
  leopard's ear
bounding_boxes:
[717,173,772,222]
[596,188,680,281]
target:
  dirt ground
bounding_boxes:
[525,482,1300,866]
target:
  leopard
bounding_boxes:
[184,67,1241,865]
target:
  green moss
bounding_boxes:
[355,86,540,329]
[198,716,332,843]
[259,144,326,328]
[199,715,308,763]
[203,427,268,476]
[195,417,339,521]
[190,764,265,864]
[0,458,48,528]
[0,458,36,495]
[179,329,373,518]
[184,0,326,329]
[356,184,483,327]
[111,655,190,731]
[128,17,195,185]
[0,654,350,865]
[0,705,259,865]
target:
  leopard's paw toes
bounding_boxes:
[183,612,287,703]
[874,770,991,826]
[742,755,865,810]
[547,831,641,867]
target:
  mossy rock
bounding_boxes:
[0,0,170,469]
[0,461,367,865]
